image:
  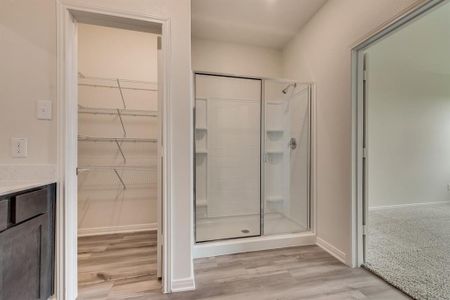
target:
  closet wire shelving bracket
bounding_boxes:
[77,166,154,190]
[77,74,158,190]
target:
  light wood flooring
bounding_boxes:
[78,231,161,299]
[78,231,410,300]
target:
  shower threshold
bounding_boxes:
[194,213,313,258]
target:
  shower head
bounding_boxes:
[282,83,297,94]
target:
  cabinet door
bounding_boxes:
[0,214,50,300]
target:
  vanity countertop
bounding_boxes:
[0,180,56,197]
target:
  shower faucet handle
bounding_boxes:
[289,138,297,150]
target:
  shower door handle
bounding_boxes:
[289,138,297,150]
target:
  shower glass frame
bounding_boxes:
[193,72,312,243]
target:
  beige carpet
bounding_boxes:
[365,203,450,300]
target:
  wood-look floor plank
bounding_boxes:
[78,232,409,300]
[78,231,161,300]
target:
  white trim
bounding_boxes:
[57,5,78,299]
[77,223,157,237]
[369,200,450,211]
[316,237,347,264]
[57,2,173,298]
[310,84,318,235]
[193,232,316,258]
[189,71,196,294]
[171,277,196,293]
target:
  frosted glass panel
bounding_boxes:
[263,81,310,235]
[195,74,261,242]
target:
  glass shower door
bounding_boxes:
[263,80,310,235]
[194,74,262,242]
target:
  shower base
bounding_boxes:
[194,213,314,258]
[196,213,306,242]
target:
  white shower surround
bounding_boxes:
[194,73,316,256]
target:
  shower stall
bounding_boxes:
[194,73,312,244]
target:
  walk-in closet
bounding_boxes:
[76,22,162,297]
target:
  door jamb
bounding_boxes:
[351,0,446,268]
[56,2,173,298]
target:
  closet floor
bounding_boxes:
[77,231,161,299]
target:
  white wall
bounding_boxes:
[192,38,282,78]
[77,24,159,234]
[282,0,419,265]
[78,24,158,82]
[365,1,450,208]
[0,0,56,165]
[367,68,450,208]
[1,0,194,291]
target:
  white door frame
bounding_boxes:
[56,2,173,298]
[351,0,446,268]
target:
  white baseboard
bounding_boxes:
[78,223,157,237]
[369,200,450,211]
[316,237,346,264]
[194,232,316,258]
[171,277,196,293]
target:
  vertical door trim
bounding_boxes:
[361,53,368,263]
[156,35,163,279]
[56,6,78,299]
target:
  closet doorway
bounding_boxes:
[57,6,170,298]
[76,22,163,298]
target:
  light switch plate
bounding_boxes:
[37,100,52,120]
[11,138,27,158]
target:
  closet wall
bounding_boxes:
[77,23,159,235]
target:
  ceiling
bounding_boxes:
[191,0,328,50]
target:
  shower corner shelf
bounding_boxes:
[266,149,284,155]
[266,129,284,134]
[266,196,284,203]
[196,149,208,154]
[196,199,207,207]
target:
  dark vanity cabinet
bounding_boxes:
[0,183,56,300]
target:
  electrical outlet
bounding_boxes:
[11,138,27,158]
[36,100,52,120]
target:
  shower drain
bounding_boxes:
[241,229,250,234]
